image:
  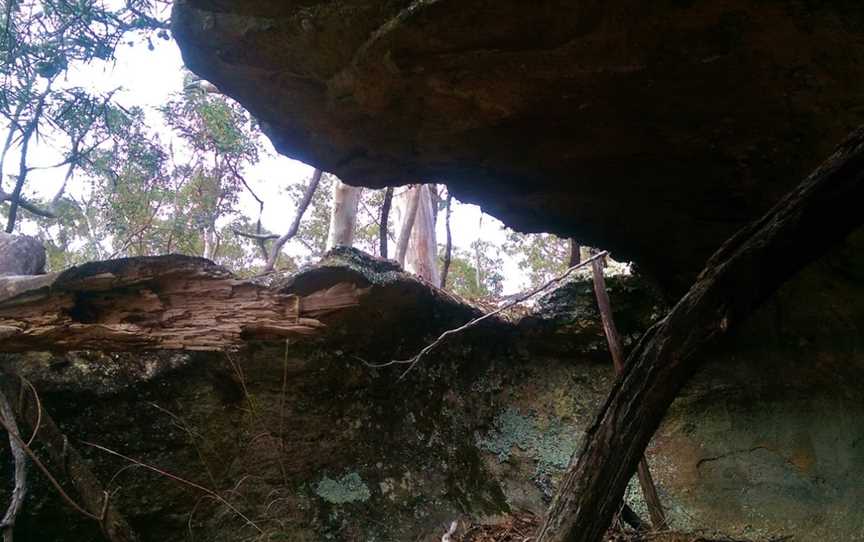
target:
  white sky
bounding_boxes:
[10,33,537,292]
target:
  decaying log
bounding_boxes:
[537,126,864,542]
[0,255,367,352]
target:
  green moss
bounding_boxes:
[315,472,372,504]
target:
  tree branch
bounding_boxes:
[263,169,323,273]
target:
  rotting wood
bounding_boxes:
[0,255,367,353]
[590,255,666,530]
[536,126,864,542]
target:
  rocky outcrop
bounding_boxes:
[172,0,864,292]
[6,242,863,541]
[0,233,44,276]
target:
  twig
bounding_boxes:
[82,441,263,534]
[363,251,608,379]
[232,230,279,242]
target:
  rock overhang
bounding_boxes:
[172,0,864,295]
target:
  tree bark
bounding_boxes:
[568,239,581,267]
[440,193,453,288]
[395,185,421,267]
[379,187,393,259]
[536,125,864,542]
[0,255,371,352]
[590,257,666,530]
[404,185,440,284]
[327,179,362,250]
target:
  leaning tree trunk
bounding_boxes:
[536,126,864,542]
[327,179,362,249]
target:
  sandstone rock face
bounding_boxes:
[0,232,45,276]
[8,241,864,541]
[173,0,864,292]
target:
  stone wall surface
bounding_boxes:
[3,239,862,541]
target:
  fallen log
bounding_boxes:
[0,255,366,352]
[536,125,864,541]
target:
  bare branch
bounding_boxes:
[263,169,323,273]
[5,84,51,233]
[232,230,279,241]
[0,189,55,219]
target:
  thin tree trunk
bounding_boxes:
[536,125,864,542]
[327,179,362,250]
[440,192,453,288]
[263,168,322,272]
[396,185,421,267]
[379,187,393,258]
[568,239,581,266]
[5,87,50,234]
[590,256,666,530]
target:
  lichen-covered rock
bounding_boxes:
[0,232,45,276]
[6,239,864,541]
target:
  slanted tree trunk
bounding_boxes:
[590,255,666,530]
[536,126,864,542]
[263,168,322,273]
[327,180,362,249]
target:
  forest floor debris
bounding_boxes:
[453,513,792,542]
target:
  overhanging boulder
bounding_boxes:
[172,0,864,292]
